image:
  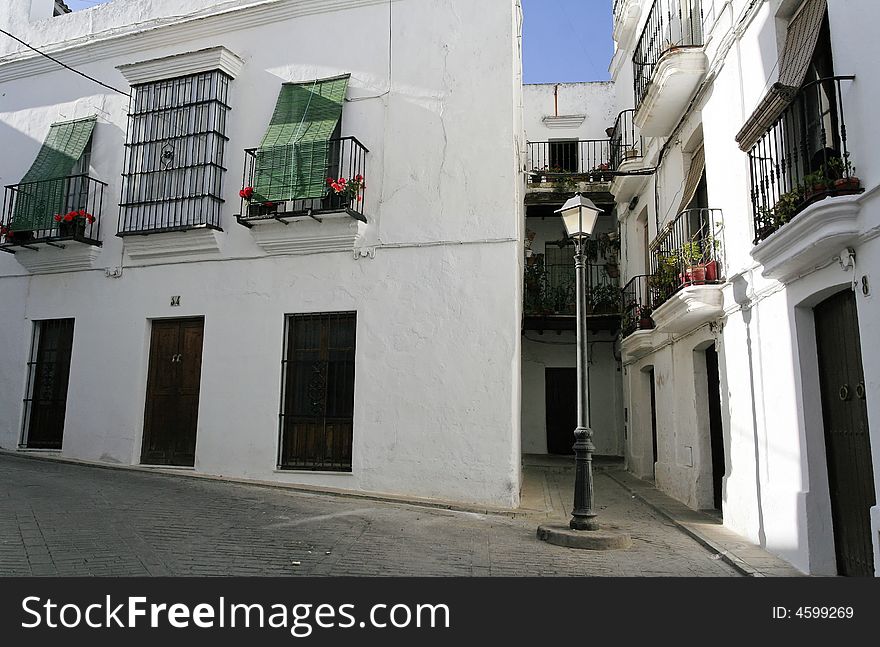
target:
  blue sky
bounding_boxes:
[65,0,613,83]
[521,0,613,83]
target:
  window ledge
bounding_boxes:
[123,228,223,265]
[117,46,244,84]
[11,241,101,274]
[652,285,725,334]
[633,47,708,137]
[751,194,864,283]
[248,211,366,256]
[621,329,671,362]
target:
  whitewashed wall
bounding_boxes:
[0,0,525,507]
[616,0,880,574]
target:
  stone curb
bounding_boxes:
[604,470,760,577]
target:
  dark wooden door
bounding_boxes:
[815,290,875,577]
[25,319,75,449]
[546,367,577,455]
[706,345,725,511]
[141,318,204,467]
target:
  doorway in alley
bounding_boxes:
[705,344,725,511]
[545,367,577,455]
[648,367,658,479]
[814,289,875,577]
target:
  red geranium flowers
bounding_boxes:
[239,186,255,200]
[327,175,366,203]
[53,209,95,224]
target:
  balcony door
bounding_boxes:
[549,139,578,172]
[141,318,204,467]
[814,289,875,577]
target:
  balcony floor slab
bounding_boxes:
[652,284,725,334]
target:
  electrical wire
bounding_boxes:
[0,27,130,97]
[347,0,393,102]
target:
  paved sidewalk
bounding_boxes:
[0,453,740,577]
[518,455,804,576]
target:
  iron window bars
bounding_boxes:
[610,109,644,171]
[748,76,858,244]
[279,312,357,472]
[1,175,105,252]
[633,0,704,112]
[648,207,724,308]
[526,140,614,183]
[118,70,231,235]
[236,137,368,225]
[621,274,655,338]
[20,319,75,450]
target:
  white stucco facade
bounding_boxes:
[521,80,625,459]
[0,0,525,507]
[612,0,880,575]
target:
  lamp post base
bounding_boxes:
[536,524,632,551]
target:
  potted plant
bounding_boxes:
[54,209,95,238]
[326,175,366,209]
[677,241,707,285]
[591,283,621,315]
[803,169,831,203]
[638,306,655,330]
[826,156,861,193]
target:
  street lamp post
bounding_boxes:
[536,194,632,550]
[556,194,602,531]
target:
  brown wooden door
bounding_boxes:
[25,319,75,449]
[141,318,204,467]
[546,367,577,455]
[815,290,875,577]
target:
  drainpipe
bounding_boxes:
[554,83,559,117]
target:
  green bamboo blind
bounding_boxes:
[254,75,350,202]
[11,116,96,231]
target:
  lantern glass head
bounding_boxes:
[556,195,602,240]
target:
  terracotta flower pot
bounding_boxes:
[59,218,86,239]
[704,260,718,282]
[638,317,655,330]
[687,265,707,285]
[834,177,861,193]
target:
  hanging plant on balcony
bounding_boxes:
[53,209,95,238]
[638,306,655,330]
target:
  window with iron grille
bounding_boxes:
[279,313,356,472]
[118,70,231,234]
[21,319,75,450]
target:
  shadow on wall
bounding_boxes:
[730,272,767,547]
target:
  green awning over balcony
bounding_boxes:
[11,116,96,231]
[254,74,350,202]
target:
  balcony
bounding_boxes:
[0,175,105,273]
[632,0,706,137]
[236,137,368,255]
[523,256,621,333]
[526,140,613,206]
[747,77,864,281]
[647,208,725,334]
[613,0,642,44]
[609,109,648,204]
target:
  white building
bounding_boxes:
[610,0,879,576]
[0,0,525,508]
[520,81,625,460]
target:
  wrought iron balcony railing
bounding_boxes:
[0,174,105,252]
[748,76,860,244]
[524,260,622,317]
[527,140,613,184]
[621,274,655,337]
[633,0,704,111]
[236,137,368,226]
[649,207,723,308]
[610,109,644,170]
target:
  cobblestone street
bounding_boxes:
[0,454,740,577]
